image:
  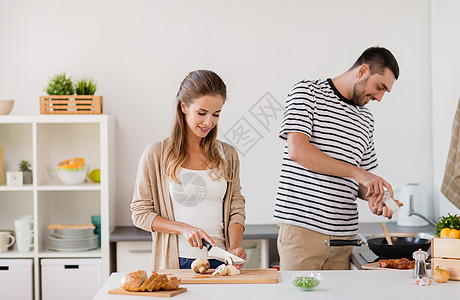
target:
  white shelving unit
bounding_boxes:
[0,115,115,300]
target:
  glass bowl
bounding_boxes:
[290,273,322,291]
[48,164,89,185]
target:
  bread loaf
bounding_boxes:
[160,276,181,291]
[139,272,159,292]
[121,270,181,292]
[121,270,148,292]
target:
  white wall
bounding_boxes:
[0,0,445,226]
[431,0,460,217]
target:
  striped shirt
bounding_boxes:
[274,78,378,236]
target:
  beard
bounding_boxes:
[351,76,369,106]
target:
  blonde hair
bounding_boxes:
[163,70,231,183]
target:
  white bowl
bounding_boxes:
[0,100,14,115]
[55,165,89,185]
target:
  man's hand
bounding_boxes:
[367,194,403,219]
[355,169,394,202]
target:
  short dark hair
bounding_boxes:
[350,47,399,80]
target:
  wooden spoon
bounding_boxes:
[380,222,393,245]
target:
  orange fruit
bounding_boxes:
[58,158,85,169]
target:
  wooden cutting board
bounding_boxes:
[108,287,187,297]
[47,224,95,229]
[363,262,396,270]
[158,268,278,284]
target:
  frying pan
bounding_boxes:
[325,233,432,259]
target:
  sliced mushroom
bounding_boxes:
[212,264,228,276]
[226,264,240,276]
[211,258,241,277]
[191,258,210,274]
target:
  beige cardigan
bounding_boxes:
[130,138,246,271]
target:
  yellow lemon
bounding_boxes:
[89,169,101,183]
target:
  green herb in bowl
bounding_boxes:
[291,273,322,291]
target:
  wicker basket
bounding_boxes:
[40,95,103,114]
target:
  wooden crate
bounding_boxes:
[431,237,460,280]
[40,95,103,114]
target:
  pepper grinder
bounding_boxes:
[412,248,428,284]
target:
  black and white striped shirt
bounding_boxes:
[274,78,378,236]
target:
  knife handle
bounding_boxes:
[201,238,212,251]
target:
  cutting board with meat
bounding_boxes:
[362,258,430,270]
[158,268,279,284]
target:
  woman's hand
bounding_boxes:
[228,247,247,270]
[180,223,215,249]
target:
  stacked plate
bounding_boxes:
[48,228,99,251]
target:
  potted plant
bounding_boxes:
[19,160,32,184]
[75,78,98,111]
[41,72,75,112]
[44,72,75,95]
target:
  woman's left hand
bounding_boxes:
[228,247,247,270]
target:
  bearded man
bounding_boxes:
[274,47,402,270]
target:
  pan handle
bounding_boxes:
[325,239,364,247]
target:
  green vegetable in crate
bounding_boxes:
[435,213,460,237]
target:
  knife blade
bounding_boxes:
[201,238,246,264]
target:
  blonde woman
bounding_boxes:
[131,70,246,271]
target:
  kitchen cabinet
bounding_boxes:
[41,258,101,300]
[116,241,152,273]
[0,115,115,300]
[0,259,33,300]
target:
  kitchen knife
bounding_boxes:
[201,238,246,264]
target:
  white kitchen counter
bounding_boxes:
[92,270,459,300]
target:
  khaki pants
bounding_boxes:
[277,223,356,270]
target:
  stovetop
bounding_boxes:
[351,224,435,269]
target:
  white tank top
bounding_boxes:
[170,168,227,259]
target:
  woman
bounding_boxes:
[131,70,247,272]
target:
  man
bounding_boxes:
[274,46,402,270]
